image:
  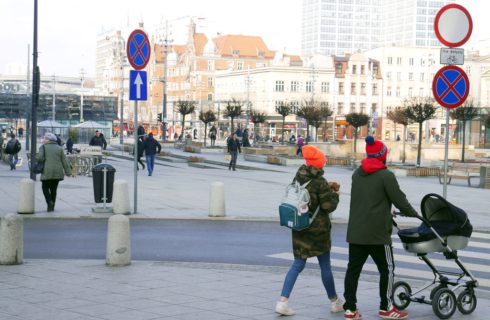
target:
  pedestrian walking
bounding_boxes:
[66,137,74,154]
[275,145,342,316]
[0,133,4,159]
[209,125,217,147]
[143,133,161,176]
[136,137,145,171]
[343,136,418,320]
[5,133,21,170]
[226,132,241,171]
[89,130,107,150]
[242,128,251,147]
[296,135,304,156]
[36,133,72,212]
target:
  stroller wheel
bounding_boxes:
[457,289,477,315]
[392,281,411,310]
[432,288,456,319]
[430,284,447,300]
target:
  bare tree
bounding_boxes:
[296,101,318,144]
[346,112,370,154]
[387,107,411,164]
[250,109,266,143]
[402,97,437,166]
[319,103,333,141]
[450,99,479,162]
[276,102,292,145]
[223,98,243,133]
[177,100,196,139]
[199,110,216,148]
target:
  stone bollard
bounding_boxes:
[17,178,35,214]
[106,214,131,266]
[0,214,23,265]
[208,181,226,217]
[112,180,130,215]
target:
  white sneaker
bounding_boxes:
[331,297,344,313]
[275,300,295,316]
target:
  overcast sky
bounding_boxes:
[0,0,487,78]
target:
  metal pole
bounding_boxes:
[29,0,39,181]
[26,44,31,152]
[119,34,124,145]
[443,109,450,199]
[52,74,56,121]
[133,100,138,214]
[80,68,85,123]
[102,166,107,209]
[162,21,169,142]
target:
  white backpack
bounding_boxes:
[279,180,320,231]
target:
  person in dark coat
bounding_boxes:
[343,136,418,320]
[89,131,107,150]
[143,133,161,176]
[36,133,72,212]
[136,138,145,170]
[275,145,342,316]
[242,129,251,147]
[226,133,241,171]
[66,137,73,154]
[209,125,217,147]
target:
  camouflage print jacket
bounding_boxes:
[292,165,339,259]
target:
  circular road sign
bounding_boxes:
[432,65,470,109]
[126,29,151,70]
[434,4,472,48]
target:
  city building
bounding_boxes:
[301,0,451,57]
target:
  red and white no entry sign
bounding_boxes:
[434,4,472,48]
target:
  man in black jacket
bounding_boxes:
[143,133,161,176]
[343,136,418,320]
[89,131,107,150]
[226,133,241,171]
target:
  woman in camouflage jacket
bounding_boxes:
[275,145,343,316]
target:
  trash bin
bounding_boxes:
[92,163,116,203]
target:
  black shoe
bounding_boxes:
[47,202,54,212]
[142,164,145,169]
[233,168,236,171]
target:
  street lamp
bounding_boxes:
[115,31,126,145]
[80,68,85,123]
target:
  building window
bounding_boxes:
[321,81,329,93]
[419,88,424,96]
[275,80,285,92]
[207,60,214,71]
[372,103,377,113]
[387,57,393,65]
[291,81,299,92]
[237,62,243,70]
[361,65,365,75]
[338,102,344,114]
[339,82,344,94]
[373,64,379,75]
[408,72,413,81]
[466,66,471,75]
[387,72,392,80]
[372,83,378,95]
[232,49,240,55]
[306,81,313,92]
[352,65,357,74]
[335,63,343,73]
[397,57,402,65]
[207,93,213,101]
[350,103,356,113]
[351,83,356,94]
[387,86,392,96]
[361,83,366,95]
[420,73,425,81]
[408,87,413,97]
[291,101,299,113]
[397,72,401,81]
[207,77,213,88]
[409,58,414,66]
[396,87,400,97]
[360,103,366,114]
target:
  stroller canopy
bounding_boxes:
[421,193,469,227]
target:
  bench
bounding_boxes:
[439,163,480,187]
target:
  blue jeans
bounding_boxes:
[280,251,337,299]
[146,154,155,175]
[9,154,18,169]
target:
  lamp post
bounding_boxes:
[80,68,85,123]
[116,31,125,145]
[160,23,170,141]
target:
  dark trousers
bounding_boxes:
[343,244,394,311]
[42,179,60,207]
[137,156,145,169]
[229,151,238,170]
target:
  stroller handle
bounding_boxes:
[392,212,431,227]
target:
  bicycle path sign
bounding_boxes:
[432,65,469,109]
[126,29,151,70]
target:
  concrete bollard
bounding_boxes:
[208,181,226,217]
[106,214,131,266]
[17,178,35,214]
[0,214,23,265]
[112,180,130,215]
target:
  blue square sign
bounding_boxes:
[129,70,147,101]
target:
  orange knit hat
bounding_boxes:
[302,145,327,169]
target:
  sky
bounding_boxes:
[0,0,488,78]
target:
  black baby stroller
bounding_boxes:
[392,193,478,319]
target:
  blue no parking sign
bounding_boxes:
[432,65,469,109]
[126,29,151,70]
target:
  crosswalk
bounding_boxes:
[267,232,490,288]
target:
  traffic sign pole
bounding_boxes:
[134,100,138,214]
[443,110,450,198]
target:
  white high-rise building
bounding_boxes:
[301,0,452,57]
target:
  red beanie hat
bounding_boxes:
[302,145,327,169]
[365,136,388,161]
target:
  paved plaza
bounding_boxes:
[1,141,489,319]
